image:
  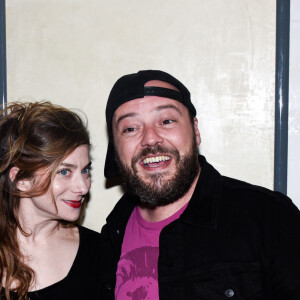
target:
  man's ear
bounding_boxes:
[9,167,31,192]
[193,117,201,147]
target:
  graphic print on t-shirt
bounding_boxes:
[115,204,188,300]
[115,246,159,299]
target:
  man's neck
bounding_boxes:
[139,168,201,222]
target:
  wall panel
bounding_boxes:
[6,0,276,230]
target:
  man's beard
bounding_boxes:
[115,135,200,209]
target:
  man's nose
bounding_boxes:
[141,126,163,148]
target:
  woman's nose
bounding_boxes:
[73,175,90,195]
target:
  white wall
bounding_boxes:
[288,0,300,207]
[6,0,276,231]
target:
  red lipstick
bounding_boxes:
[64,200,82,208]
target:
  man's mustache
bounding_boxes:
[132,145,180,166]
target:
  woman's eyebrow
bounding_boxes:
[60,161,92,169]
[60,162,76,168]
[84,161,92,169]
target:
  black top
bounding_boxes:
[6,226,102,300]
[100,155,300,299]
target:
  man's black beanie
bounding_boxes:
[105,70,197,178]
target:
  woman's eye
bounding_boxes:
[82,167,91,175]
[59,169,70,176]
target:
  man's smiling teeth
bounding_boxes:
[143,156,170,165]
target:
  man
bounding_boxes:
[100,70,300,300]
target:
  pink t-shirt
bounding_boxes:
[115,203,188,300]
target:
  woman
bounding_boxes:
[0,102,101,300]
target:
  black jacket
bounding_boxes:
[100,156,300,299]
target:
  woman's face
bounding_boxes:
[24,145,92,222]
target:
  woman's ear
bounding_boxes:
[9,167,31,192]
[9,166,19,182]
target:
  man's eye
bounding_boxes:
[161,119,175,125]
[123,127,136,133]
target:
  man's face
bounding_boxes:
[112,81,201,207]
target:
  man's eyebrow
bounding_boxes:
[115,104,182,127]
[60,161,92,169]
[115,112,138,127]
[154,104,182,115]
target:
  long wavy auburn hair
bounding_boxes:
[0,101,90,300]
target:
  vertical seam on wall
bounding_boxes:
[274,0,290,194]
[0,0,7,109]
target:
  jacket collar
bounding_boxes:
[179,155,222,230]
[106,155,222,231]
[106,192,136,236]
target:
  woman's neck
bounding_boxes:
[17,197,61,244]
